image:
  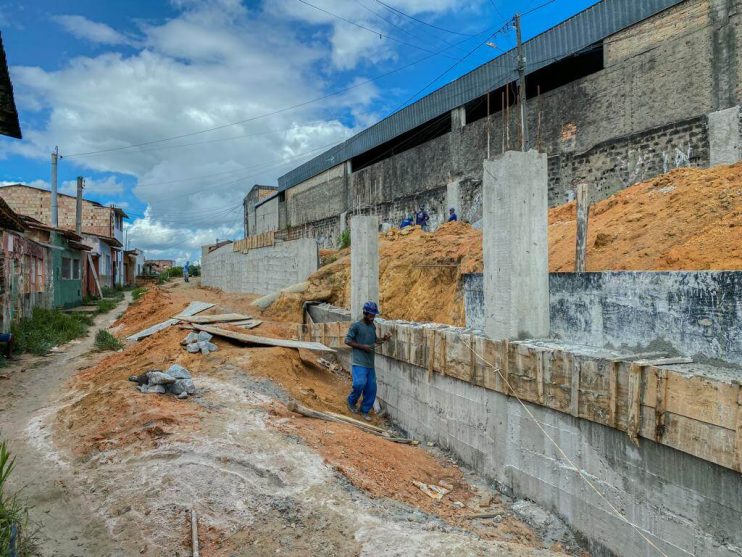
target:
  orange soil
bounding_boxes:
[57,284,542,544]
[264,163,742,326]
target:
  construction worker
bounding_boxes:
[183,260,190,283]
[400,212,413,228]
[344,301,390,420]
[415,207,430,231]
[448,208,458,222]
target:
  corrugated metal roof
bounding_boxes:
[278,0,684,192]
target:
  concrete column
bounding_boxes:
[446,179,461,216]
[350,215,379,319]
[483,151,549,341]
[451,106,466,130]
[708,106,741,166]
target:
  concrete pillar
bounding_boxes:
[451,106,466,130]
[339,211,348,233]
[708,106,741,166]
[350,215,379,319]
[483,151,549,341]
[446,179,461,216]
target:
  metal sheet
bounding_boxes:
[278,0,684,192]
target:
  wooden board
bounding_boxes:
[127,301,214,341]
[174,313,252,324]
[193,324,334,352]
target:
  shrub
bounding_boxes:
[11,308,90,355]
[0,440,36,556]
[94,330,123,351]
[131,287,148,301]
[338,228,351,249]
[95,299,118,314]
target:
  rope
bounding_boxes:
[458,337,678,557]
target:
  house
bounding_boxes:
[0,184,128,288]
[124,248,145,286]
[144,259,174,274]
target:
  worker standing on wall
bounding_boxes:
[344,301,390,421]
[448,208,458,222]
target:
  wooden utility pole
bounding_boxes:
[515,13,528,151]
[575,183,590,273]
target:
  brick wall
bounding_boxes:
[0,186,114,237]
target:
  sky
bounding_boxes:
[0,0,598,263]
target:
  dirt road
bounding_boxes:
[0,284,584,556]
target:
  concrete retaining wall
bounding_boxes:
[375,354,742,557]
[463,271,742,367]
[201,238,318,296]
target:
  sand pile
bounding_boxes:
[263,162,742,326]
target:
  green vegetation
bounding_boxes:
[94,330,123,352]
[95,298,118,314]
[338,228,351,250]
[131,287,148,301]
[0,440,36,556]
[11,308,91,355]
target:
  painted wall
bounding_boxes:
[462,271,742,367]
[201,238,318,296]
[51,235,83,308]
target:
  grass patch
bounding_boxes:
[337,228,351,249]
[11,308,91,355]
[94,330,123,352]
[0,440,37,556]
[95,298,118,314]
[131,287,148,301]
[100,287,125,301]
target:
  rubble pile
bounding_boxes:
[129,364,197,399]
[181,331,219,354]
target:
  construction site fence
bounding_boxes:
[232,231,275,253]
[298,320,742,475]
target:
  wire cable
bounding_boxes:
[373,0,478,37]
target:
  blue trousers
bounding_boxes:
[348,365,377,414]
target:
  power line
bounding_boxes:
[354,0,449,48]
[373,0,478,37]
[294,0,462,59]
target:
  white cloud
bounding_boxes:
[54,15,135,46]
[59,175,125,197]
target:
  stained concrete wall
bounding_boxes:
[254,196,279,235]
[463,271,742,367]
[375,352,742,557]
[201,238,318,296]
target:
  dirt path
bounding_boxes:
[0,295,134,556]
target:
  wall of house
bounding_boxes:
[201,238,318,296]
[462,271,742,367]
[254,196,280,235]
[52,236,83,308]
[277,0,740,246]
[0,186,116,237]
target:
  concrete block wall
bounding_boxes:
[463,271,742,367]
[375,356,742,557]
[201,238,318,296]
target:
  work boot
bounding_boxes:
[361,413,372,422]
[346,401,359,414]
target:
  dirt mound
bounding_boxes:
[263,163,742,326]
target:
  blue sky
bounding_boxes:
[0,0,598,262]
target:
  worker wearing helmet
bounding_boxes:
[344,301,391,420]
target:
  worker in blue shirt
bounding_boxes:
[344,301,390,420]
[415,207,430,231]
[183,261,190,282]
[448,208,458,222]
[400,213,413,228]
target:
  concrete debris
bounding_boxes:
[182,331,218,355]
[129,365,196,398]
[412,480,450,500]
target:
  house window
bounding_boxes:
[62,257,72,279]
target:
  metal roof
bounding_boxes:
[278,0,684,192]
[0,32,21,139]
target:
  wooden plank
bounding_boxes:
[87,253,103,298]
[607,351,668,363]
[634,356,693,367]
[574,182,589,273]
[627,362,643,445]
[174,313,253,324]
[193,324,334,352]
[608,361,619,428]
[735,382,742,473]
[569,353,580,417]
[127,301,214,341]
[654,368,668,442]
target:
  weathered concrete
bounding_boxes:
[350,215,379,319]
[451,106,466,129]
[374,352,742,557]
[201,238,317,296]
[483,151,549,341]
[709,106,741,165]
[446,179,460,215]
[463,271,742,367]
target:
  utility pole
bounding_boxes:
[51,146,59,227]
[515,13,528,151]
[75,176,84,236]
